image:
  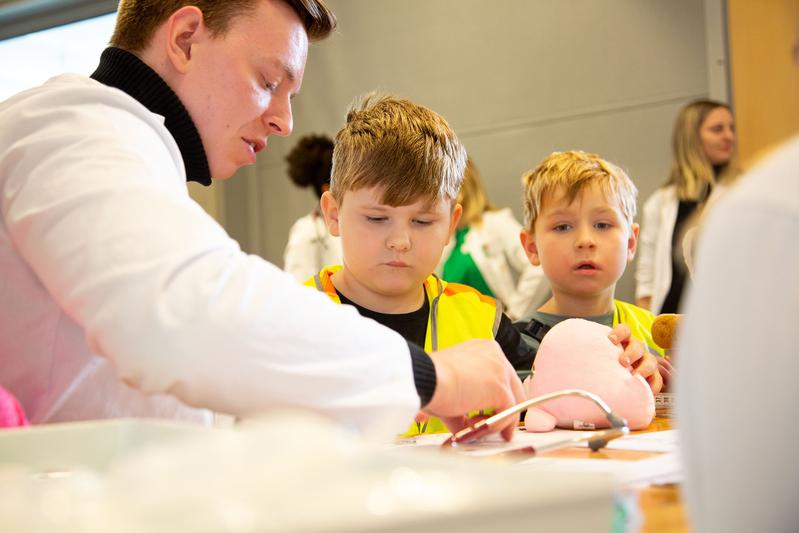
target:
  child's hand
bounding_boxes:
[657,356,675,393]
[608,324,663,394]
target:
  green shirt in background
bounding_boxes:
[441,227,494,297]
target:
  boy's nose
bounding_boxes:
[575,229,596,249]
[387,230,411,252]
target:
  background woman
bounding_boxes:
[438,158,549,320]
[635,100,740,314]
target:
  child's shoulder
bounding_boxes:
[615,299,656,321]
[305,265,343,294]
[433,279,500,326]
[439,280,497,305]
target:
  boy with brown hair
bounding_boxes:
[516,150,668,392]
[310,95,656,435]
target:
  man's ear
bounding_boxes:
[520,228,541,266]
[164,6,206,73]
[320,191,341,236]
[627,222,640,263]
[448,203,463,238]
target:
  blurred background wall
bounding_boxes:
[220,0,724,301]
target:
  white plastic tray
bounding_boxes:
[0,418,209,472]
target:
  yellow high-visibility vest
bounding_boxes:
[612,300,665,357]
[308,265,501,436]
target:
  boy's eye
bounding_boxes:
[595,222,613,230]
[413,219,433,226]
[553,223,571,232]
[366,216,387,223]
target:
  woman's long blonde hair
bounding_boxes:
[667,99,740,200]
[458,158,496,228]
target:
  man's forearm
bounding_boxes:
[407,341,436,407]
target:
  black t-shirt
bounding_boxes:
[337,291,534,372]
[339,291,429,347]
[660,199,700,314]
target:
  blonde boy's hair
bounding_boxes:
[521,150,637,232]
[330,92,466,206]
[458,158,496,228]
[667,99,740,200]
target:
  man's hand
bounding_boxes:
[608,324,663,394]
[424,339,526,441]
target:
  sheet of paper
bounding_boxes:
[578,429,679,453]
[396,428,683,487]
[518,452,683,487]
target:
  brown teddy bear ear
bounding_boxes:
[652,314,681,350]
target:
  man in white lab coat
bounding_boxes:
[0,0,533,439]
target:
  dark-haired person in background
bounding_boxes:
[283,134,342,281]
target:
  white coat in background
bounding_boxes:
[438,208,550,321]
[636,184,728,314]
[283,211,342,283]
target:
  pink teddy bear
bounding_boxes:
[523,318,655,431]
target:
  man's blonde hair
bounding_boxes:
[330,92,466,206]
[521,150,637,232]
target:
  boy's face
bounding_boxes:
[520,183,638,301]
[170,0,307,179]
[321,186,461,309]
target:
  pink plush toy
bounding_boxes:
[523,318,654,431]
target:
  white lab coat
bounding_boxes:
[438,209,550,320]
[636,184,730,313]
[635,186,679,314]
[283,212,342,282]
[0,74,418,435]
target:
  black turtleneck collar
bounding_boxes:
[91,47,212,186]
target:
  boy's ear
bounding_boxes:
[519,228,541,266]
[320,191,341,237]
[448,202,463,238]
[164,6,206,74]
[627,222,640,262]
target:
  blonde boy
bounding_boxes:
[517,150,667,392]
